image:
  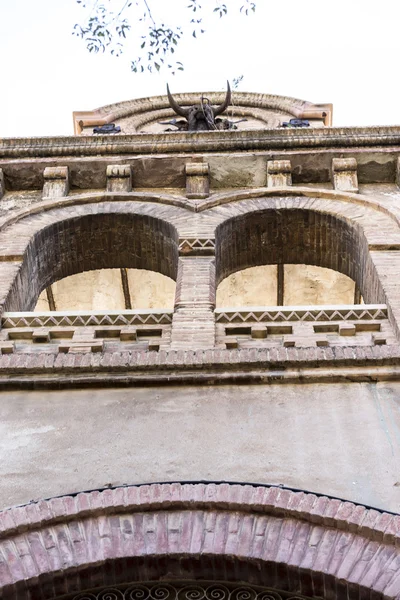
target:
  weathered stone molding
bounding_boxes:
[332,157,358,193]
[0,482,399,600]
[6,125,400,159]
[267,160,292,187]
[0,346,396,388]
[185,162,210,199]
[42,166,69,198]
[106,164,133,192]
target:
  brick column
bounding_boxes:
[171,257,215,349]
[370,250,400,339]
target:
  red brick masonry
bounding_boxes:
[0,483,399,600]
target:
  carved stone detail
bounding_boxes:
[185,162,210,199]
[332,157,358,192]
[106,164,133,192]
[267,160,292,187]
[43,166,69,198]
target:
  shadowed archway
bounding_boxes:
[4,212,179,312]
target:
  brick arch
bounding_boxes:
[4,210,179,311]
[215,207,384,304]
[1,483,400,600]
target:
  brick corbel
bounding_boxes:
[185,162,210,199]
[332,158,358,192]
[42,166,69,198]
[106,164,133,192]
[267,160,292,187]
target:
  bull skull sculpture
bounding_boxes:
[166,81,231,131]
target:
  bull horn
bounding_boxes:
[213,81,232,116]
[167,84,189,118]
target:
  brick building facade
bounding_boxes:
[0,91,400,599]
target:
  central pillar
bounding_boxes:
[171,256,215,349]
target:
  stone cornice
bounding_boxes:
[0,346,398,389]
[2,125,400,159]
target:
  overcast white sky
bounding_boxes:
[1,0,400,138]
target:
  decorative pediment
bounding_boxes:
[73,91,332,135]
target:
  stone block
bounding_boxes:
[43,167,69,198]
[224,337,238,349]
[185,163,210,199]
[0,169,4,200]
[267,160,292,187]
[148,341,160,351]
[314,335,329,347]
[32,328,50,343]
[283,335,296,348]
[332,158,358,193]
[58,340,104,353]
[0,341,14,354]
[120,327,137,341]
[106,165,132,192]
[339,324,356,336]
[372,333,386,345]
[251,325,267,339]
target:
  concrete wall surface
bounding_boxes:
[1,382,400,512]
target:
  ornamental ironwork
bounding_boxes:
[63,581,318,600]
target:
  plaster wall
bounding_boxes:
[35,266,355,311]
[1,382,400,512]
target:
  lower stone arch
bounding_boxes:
[1,483,399,600]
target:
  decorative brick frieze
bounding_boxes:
[0,314,172,354]
[42,166,69,198]
[332,157,359,192]
[217,315,395,350]
[0,482,399,600]
[267,160,292,187]
[179,238,215,256]
[215,305,388,323]
[58,328,104,353]
[106,164,133,192]
[2,310,174,328]
[185,162,210,199]
[0,168,4,199]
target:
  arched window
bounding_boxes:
[214,207,392,349]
